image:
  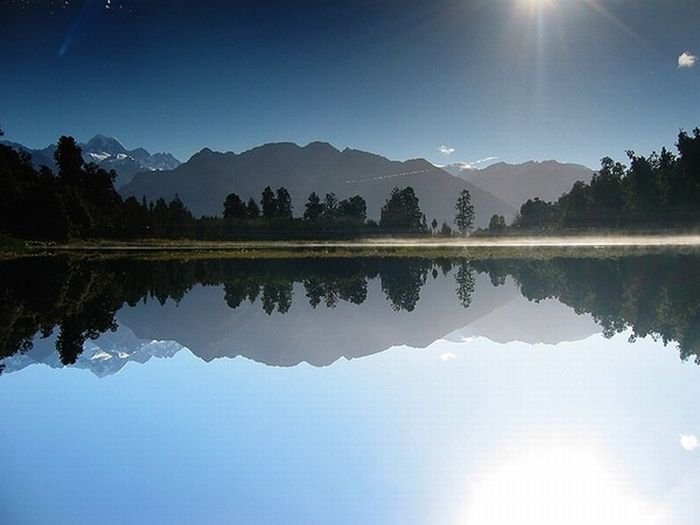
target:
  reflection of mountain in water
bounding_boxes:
[119,274,499,366]
[1,253,699,377]
[449,276,599,345]
[118,274,599,367]
[1,323,182,377]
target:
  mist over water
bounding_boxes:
[350,234,700,247]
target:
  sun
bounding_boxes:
[513,0,558,21]
[458,435,666,525]
[522,0,557,7]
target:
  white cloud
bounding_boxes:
[473,156,499,165]
[440,351,457,361]
[678,52,697,68]
[439,145,455,156]
[680,434,699,451]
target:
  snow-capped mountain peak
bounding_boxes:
[84,134,128,156]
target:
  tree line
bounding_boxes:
[0,256,475,367]
[3,253,700,370]
[0,134,475,240]
[509,129,700,232]
[198,185,474,238]
[0,136,195,239]
[472,254,700,363]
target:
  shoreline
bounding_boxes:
[4,234,700,260]
[31,233,700,249]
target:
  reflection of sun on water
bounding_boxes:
[460,435,666,525]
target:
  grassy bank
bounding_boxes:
[4,234,700,261]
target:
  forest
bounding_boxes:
[4,128,700,240]
[508,129,700,232]
[0,135,473,241]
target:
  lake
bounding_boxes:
[1,252,699,524]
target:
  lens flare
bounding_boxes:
[459,434,666,525]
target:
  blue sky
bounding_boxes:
[2,330,699,524]
[2,0,699,168]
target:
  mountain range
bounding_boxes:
[121,142,515,228]
[121,142,594,227]
[441,160,594,210]
[3,135,594,227]
[1,134,180,188]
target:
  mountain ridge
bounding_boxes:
[1,135,181,188]
[122,141,515,227]
[442,159,594,210]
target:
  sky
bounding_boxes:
[1,0,699,168]
[1,324,699,523]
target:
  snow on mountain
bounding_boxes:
[0,322,184,378]
[440,162,478,174]
[79,135,182,187]
[1,134,181,189]
[84,134,128,156]
[87,151,113,162]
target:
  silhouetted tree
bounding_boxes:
[275,187,293,219]
[323,192,338,221]
[261,186,277,219]
[515,198,559,230]
[488,214,506,232]
[337,195,367,223]
[246,197,260,219]
[380,187,425,232]
[589,157,624,227]
[54,136,84,187]
[558,180,589,227]
[454,189,475,235]
[223,192,247,220]
[167,195,194,237]
[304,192,324,222]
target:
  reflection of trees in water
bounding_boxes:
[227,259,437,314]
[0,257,211,367]
[0,257,470,367]
[455,263,475,309]
[262,283,293,314]
[304,276,367,308]
[380,259,432,312]
[3,254,700,369]
[1,258,125,365]
[474,255,700,364]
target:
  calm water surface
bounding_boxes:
[1,254,699,524]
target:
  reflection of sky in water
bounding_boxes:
[1,331,698,524]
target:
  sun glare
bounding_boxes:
[521,0,556,9]
[459,435,666,525]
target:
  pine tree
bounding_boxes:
[454,189,475,235]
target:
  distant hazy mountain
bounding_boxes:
[0,139,55,168]
[447,277,600,345]
[1,134,181,188]
[120,142,515,228]
[442,160,594,211]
